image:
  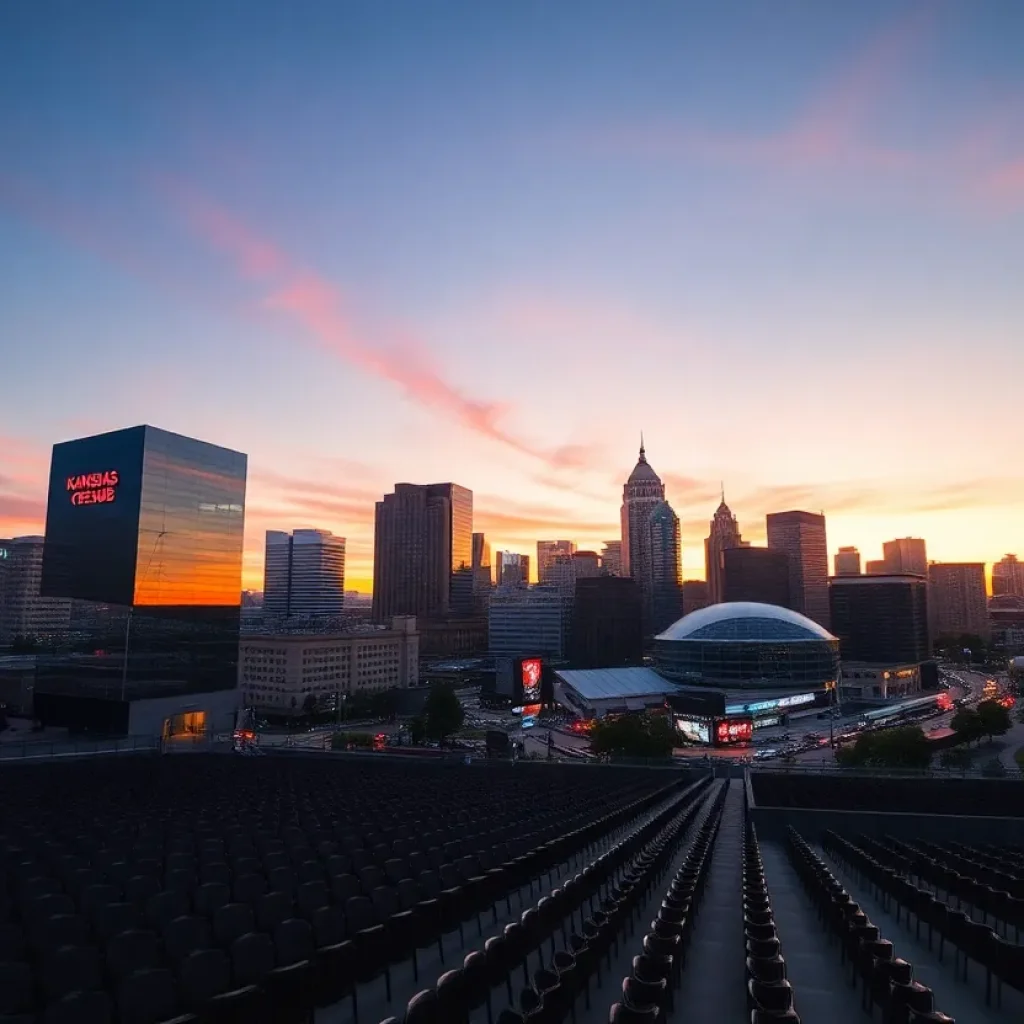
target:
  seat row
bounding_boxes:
[743,822,798,1023]
[875,834,1024,939]
[788,829,953,1023]
[606,780,730,1022]
[374,776,716,1024]
[823,831,1024,1010]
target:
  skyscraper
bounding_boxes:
[722,547,791,607]
[263,529,346,619]
[648,500,683,633]
[570,576,643,668]
[993,554,1024,598]
[600,541,622,576]
[372,482,473,621]
[829,574,931,664]
[38,425,247,735]
[620,440,666,631]
[766,510,830,628]
[704,494,744,605]
[537,540,576,583]
[927,563,989,640]
[472,532,492,594]
[882,537,928,577]
[495,551,530,586]
[834,546,862,576]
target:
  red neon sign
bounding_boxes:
[716,719,753,744]
[521,658,542,700]
[66,470,119,507]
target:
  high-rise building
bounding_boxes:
[682,580,709,615]
[766,510,830,628]
[882,538,928,577]
[928,563,989,640]
[495,551,530,586]
[0,536,72,643]
[600,541,622,576]
[38,425,247,736]
[704,494,744,605]
[488,584,567,659]
[620,441,666,632]
[865,560,888,575]
[570,576,643,668]
[263,529,345,619]
[829,574,930,664]
[372,482,473,621]
[722,547,791,607]
[537,540,576,583]
[649,500,683,634]
[472,532,492,593]
[993,554,1024,598]
[834,546,861,577]
[573,551,601,579]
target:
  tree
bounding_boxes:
[981,757,1007,778]
[589,713,676,759]
[939,747,972,772]
[975,699,1012,742]
[834,726,931,770]
[301,693,317,717]
[950,707,984,746]
[423,682,464,744]
[408,715,427,745]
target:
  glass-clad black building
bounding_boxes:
[39,426,246,728]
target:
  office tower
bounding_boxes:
[722,547,791,607]
[649,501,683,633]
[372,482,473,621]
[263,529,345,619]
[928,563,989,640]
[573,551,601,579]
[570,576,643,668]
[704,493,745,605]
[834,546,861,577]
[682,580,709,614]
[0,535,72,643]
[495,551,530,586]
[829,574,930,664]
[620,440,666,631]
[601,541,622,576]
[39,425,247,735]
[865,560,888,575]
[488,585,567,659]
[472,532,492,593]
[993,554,1024,598]
[537,540,575,583]
[882,537,928,577]
[766,510,830,628]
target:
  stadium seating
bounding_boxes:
[0,753,688,1023]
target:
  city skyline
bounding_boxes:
[2,3,1023,590]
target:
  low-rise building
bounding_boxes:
[839,662,922,701]
[239,616,418,713]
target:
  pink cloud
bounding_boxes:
[171,185,603,471]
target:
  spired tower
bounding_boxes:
[620,438,666,633]
[704,491,745,606]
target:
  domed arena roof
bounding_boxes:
[656,602,836,643]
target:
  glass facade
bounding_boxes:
[38,426,247,706]
[655,612,840,689]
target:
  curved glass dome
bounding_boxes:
[656,602,836,643]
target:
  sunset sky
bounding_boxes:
[2,1,1023,593]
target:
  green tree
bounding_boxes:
[950,707,983,745]
[301,693,317,717]
[408,715,426,745]
[589,713,676,759]
[424,682,464,744]
[975,699,1011,742]
[834,726,930,770]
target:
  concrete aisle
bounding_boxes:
[673,781,748,1024]
[758,841,865,1024]
[819,843,1022,1024]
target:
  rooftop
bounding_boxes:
[656,602,837,643]
[554,667,678,702]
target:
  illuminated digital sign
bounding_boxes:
[715,718,753,746]
[675,716,711,745]
[521,658,542,703]
[66,470,120,507]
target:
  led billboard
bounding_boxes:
[674,716,711,745]
[715,718,753,746]
[521,658,542,703]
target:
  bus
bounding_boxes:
[857,693,942,729]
